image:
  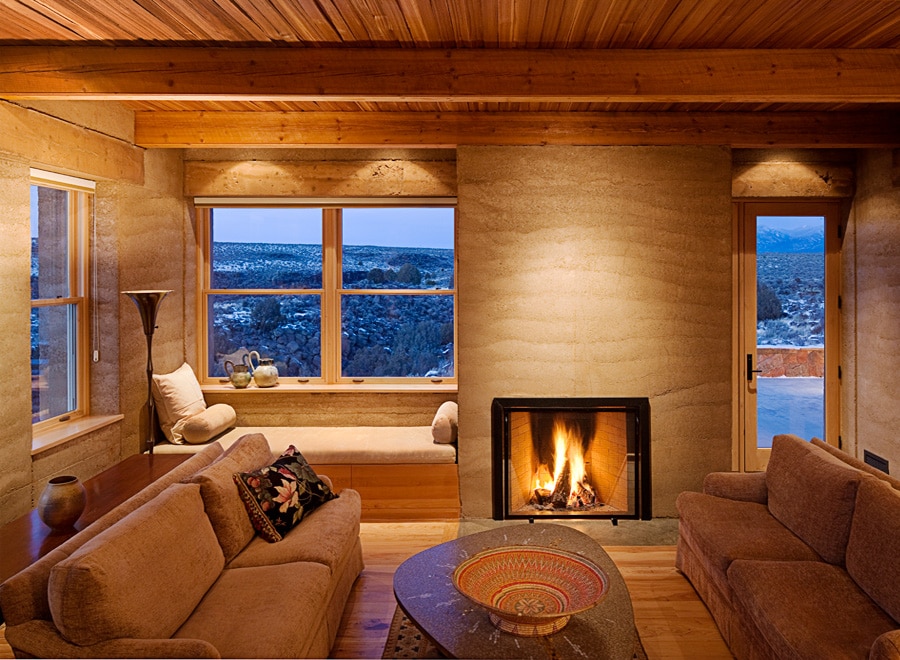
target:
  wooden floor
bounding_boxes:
[0,522,732,659]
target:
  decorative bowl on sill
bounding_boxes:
[451,545,609,637]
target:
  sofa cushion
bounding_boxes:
[766,433,862,564]
[728,559,898,660]
[190,433,275,562]
[152,362,207,443]
[233,446,337,543]
[229,488,361,571]
[174,562,332,659]
[676,491,820,599]
[811,438,900,490]
[47,483,224,647]
[846,477,900,624]
[181,403,237,445]
[432,401,458,444]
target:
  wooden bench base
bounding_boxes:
[311,463,460,521]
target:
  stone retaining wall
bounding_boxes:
[758,347,824,378]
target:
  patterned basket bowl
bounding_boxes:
[452,545,609,637]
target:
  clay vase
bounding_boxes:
[38,476,86,531]
[224,360,252,389]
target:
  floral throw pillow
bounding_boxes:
[233,445,337,543]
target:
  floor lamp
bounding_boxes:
[122,290,172,454]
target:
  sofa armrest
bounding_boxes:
[702,471,768,504]
[5,620,220,659]
[871,630,900,660]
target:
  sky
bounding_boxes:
[212,206,455,249]
[757,215,825,232]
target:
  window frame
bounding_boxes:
[197,202,458,388]
[30,169,93,431]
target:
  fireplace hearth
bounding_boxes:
[492,397,651,521]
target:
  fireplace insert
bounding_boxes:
[492,397,651,521]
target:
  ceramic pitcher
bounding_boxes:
[224,360,252,389]
[247,350,279,387]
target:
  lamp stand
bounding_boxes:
[122,290,172,454]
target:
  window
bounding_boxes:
[30,170,93,426]
[199,204,456,386]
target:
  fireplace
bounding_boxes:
[492,397,651,521]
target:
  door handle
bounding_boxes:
[747,354,763,381]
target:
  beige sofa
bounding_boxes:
[677,433,900,659]
[0,434,364,659]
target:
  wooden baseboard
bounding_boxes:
[311,463,460,521]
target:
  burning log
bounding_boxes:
[568,481,598,508]
[531,488,552,506]
[550,462,571,509]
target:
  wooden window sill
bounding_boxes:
[32,414,125,456]
[201,382,457,394]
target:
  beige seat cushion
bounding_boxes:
[229,488,362,571]
[189,433,275,562]
[175,562,332,659]
[209,426,459,463]
[676,491,821,599]
[729,559,897,659]
[47,483,224,647]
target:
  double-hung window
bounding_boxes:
[198,203,456,386]
[30,170,92,426]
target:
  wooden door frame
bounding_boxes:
[734,199,842,471]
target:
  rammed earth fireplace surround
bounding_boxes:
[492,398,651,521]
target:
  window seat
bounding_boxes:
[153,425,459,521]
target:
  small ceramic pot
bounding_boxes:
[38,475,86,531]
[224,360,252,389]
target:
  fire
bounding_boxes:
[530,418,599,510]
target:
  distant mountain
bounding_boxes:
[757,225,824,253]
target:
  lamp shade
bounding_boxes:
[122,290,172,336]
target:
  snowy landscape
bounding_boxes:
[755,220,826,444]
[207,242,455,379]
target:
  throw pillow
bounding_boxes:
[151,362,206,443]
[431,400,459,444]
[180,403,237,444]
[233,446,337,543]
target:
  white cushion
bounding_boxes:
[431,401,458,444]
[179,403,237,444]
[152,363,206,443]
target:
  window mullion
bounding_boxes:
[322,209,341,383]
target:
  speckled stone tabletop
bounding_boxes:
[392,522,636,659]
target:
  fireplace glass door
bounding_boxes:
[492,398,651,520]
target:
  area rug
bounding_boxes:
[381,605,649,659]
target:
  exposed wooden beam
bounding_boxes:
[134,111,900,148]
[1,47,900,103]
[0,102,143,182]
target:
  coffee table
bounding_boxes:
[393,523,637,659]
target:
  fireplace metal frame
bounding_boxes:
[491,397,652,521]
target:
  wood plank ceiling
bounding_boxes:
[1,0,900,147]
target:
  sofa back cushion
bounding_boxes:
[190,433,275,562]
[766,434,862,565]
[47,483,224,646]
[811,438,900,490]
[0,444,223,628]
[846,477,900,624]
